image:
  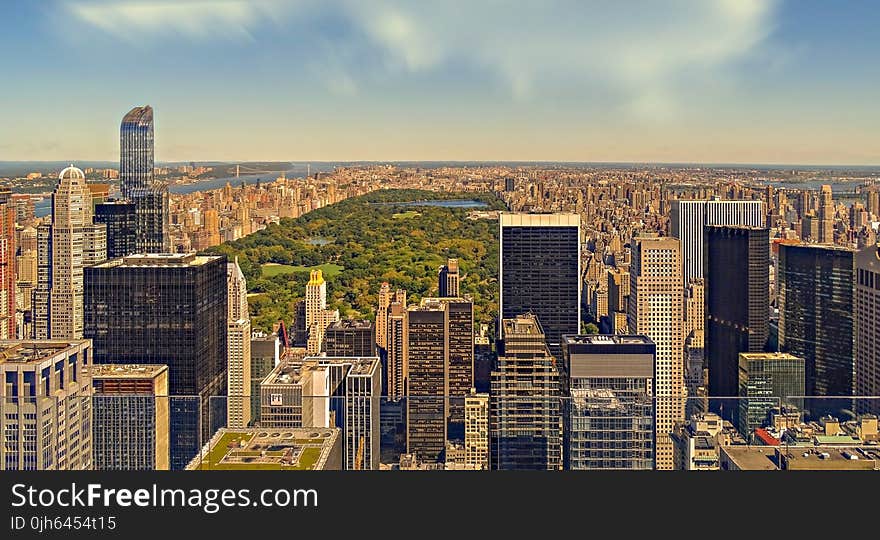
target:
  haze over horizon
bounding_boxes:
[2,1,879,165]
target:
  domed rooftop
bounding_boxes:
[59,165,85,180]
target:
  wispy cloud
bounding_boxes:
[63,0,780,117]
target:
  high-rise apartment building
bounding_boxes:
[855,244,880,415]
[323,319,376,357]
[35,166,107,340]
[499,213,581,357]
[464,390,489,470]
[120,106,170,254]
[227,259,251,429]
[89,364,170,471]
[817,184,835,244]
[375,282,393,350]
[84,253,227,470]
[778,244,854,417]
[0,340,93,470]
[406,300,447,462]
[628,235,684,470]
[387,292,407,401]
[684,279,705,339]
[490,314,562,470]
[0,189,15,339]
[670,199,764,286]
[438,258,460,297]
[738,352,805,436]
[561,334,656,470]
[705,226,769,424]
[305,270,338,354]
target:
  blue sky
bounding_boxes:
[0,0,878,164]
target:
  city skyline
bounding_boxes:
[2,1,880,165]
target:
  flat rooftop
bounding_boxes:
[563,334,652,345]
[87,364,168,378]
[721,447,779,470]
[326,319,374,330]
[92,252,219,268]
[0,340,88,365]
[263,361,319,386]
[502,314,544,336]
[187,428,339,470]
[739,352,802,361]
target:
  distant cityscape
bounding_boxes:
[2,105,880,472]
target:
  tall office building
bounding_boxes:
[0,340,93,470]
[778,244,854,417]
[35,166,107,340]
[738,353,805,436]
[438,258,460,297]
[464,390,489,470]
[305,269,338,353]
[250,331,280,422]
[424,296,474,427]
[94,200,137,259]
[324,319,376,357]
[120,106,170,253]
[84,253,227,470]
[817,185,835,244]
[375,282,393,350]
[386,292,407,401]
[705,226,769,423]
[490,314,562,470]
[406,300,447,462]
[89,364,170,471]
[341,357,382,470]
[0,189,15,339]
[628,236,684,470]
[670,199,764,286]
[227,259,251,429]
[562,335,656,470]
[855,244,880,415]
[499,213,581,357]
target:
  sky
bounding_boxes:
[0,0,878,164]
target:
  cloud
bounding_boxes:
[63,0,780,117]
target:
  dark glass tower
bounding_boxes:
[499,213,580,358]
[704,225,769,422]
[405,302,447,462]
[84,253,228,470]
[94,200,137,259]
[323,319,376,357]
[120,106,170,253]
[778,244,854,417]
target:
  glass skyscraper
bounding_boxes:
[120,106,170,253]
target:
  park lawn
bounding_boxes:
[392,210,421,219]
[261,262,344,278]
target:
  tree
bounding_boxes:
[582,322,599,334]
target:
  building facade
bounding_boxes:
[855,245,880,415]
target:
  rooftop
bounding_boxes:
[86,364,168,378]
[92,252,220,268]
[721,446,779,471]
[739,352,802,362]
[326,319,374,330]
[0,340,89,365]
[186,428,339,471]
[563,334,652,345]
[502,313,544,337]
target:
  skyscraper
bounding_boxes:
[120,106,170,253]
[464,390,489,470]
[375,282,393,350]
[0,189,15,339]
[628,235,684,470]
[562,334,655,470]
[405,300,447,462]
[84,253,227,470]
[89,364,170,471]
[0,340,93,470]
[305,269,338,354]
[35,166,107,340]
[490,314,562,470]
[499,213,581,357]
[340,357,381,470]
[778,244,854,417]
[438,258,460,297]
[737,352,805,436]
[227,258,251,429]
[94,200,137,259]
[817,185,835,244]
[386,291,407,401]
[855,244,880,415]
[324,319,376,357]
[422,296,474,427]
[249,331,280,423]
[669,199,764,286]
[704,226,769,423]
